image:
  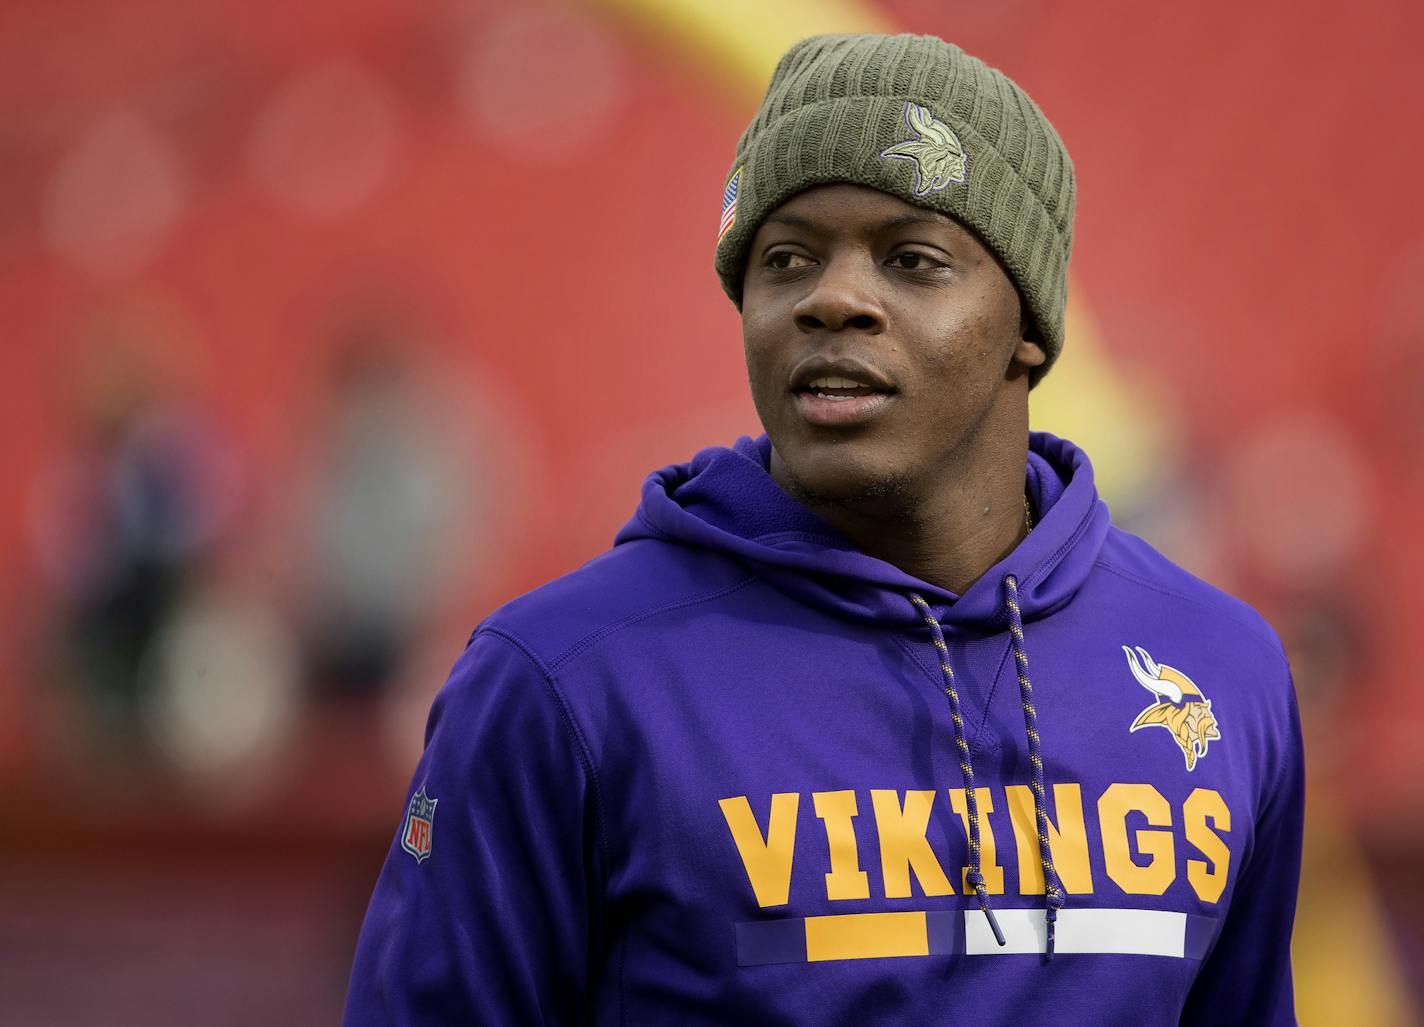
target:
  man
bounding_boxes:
[344,33,1302,1025]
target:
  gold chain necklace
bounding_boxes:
[1023,494,1035,533]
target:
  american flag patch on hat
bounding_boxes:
[718,167,742,242]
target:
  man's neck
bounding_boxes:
[773,427,1032,597]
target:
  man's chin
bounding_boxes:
[772,454,914,514]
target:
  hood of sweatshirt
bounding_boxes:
[617,431,1112,631]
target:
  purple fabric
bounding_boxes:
[344,432,1303,1026]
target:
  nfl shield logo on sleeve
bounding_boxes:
[401,788,437,863]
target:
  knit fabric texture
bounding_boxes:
[714,33,1076,385]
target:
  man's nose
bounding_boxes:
[791,258,886,334]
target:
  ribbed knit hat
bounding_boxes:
[715,33,1075,385]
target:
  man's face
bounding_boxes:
[741,183,1045,507]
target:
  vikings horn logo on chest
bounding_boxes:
[1122,646,1221,771]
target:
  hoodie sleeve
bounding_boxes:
[1181,672,1304,1026]
[342,628,603,1026]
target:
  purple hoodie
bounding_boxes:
[344,432,1303,1025]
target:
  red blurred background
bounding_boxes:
[0,0,1420,1022]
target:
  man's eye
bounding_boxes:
[767,251,814,270]
[888,251,944,271]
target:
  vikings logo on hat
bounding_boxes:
[880,102,968,196]
[1122,646,1221,771]
[401,787,438,863]
[718,167,742,242]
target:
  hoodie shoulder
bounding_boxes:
[477,537,755,672]
[1095,526,1284,661]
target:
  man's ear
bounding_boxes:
[1014,301,1047,368]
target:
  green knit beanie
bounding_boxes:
[715,33,1075,385]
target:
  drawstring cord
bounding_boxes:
[1004,574,1066,958]
[908,592,1005,948]
[909,576,1066,960]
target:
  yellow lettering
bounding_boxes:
[813,790,871,900]
[718,793,799,908]
[947,788,1005,894]
[1005,783,1095,894]
[1098,783,1175,895]
[1184,788,1231,903]
[870,789,954,898]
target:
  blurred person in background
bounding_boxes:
[295,312,467,700]
[26,323,303,801]
[28,334,239,774]
[344,33,1302,1024]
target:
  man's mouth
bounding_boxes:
[797,375,884,402]
[791,374,895,427]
